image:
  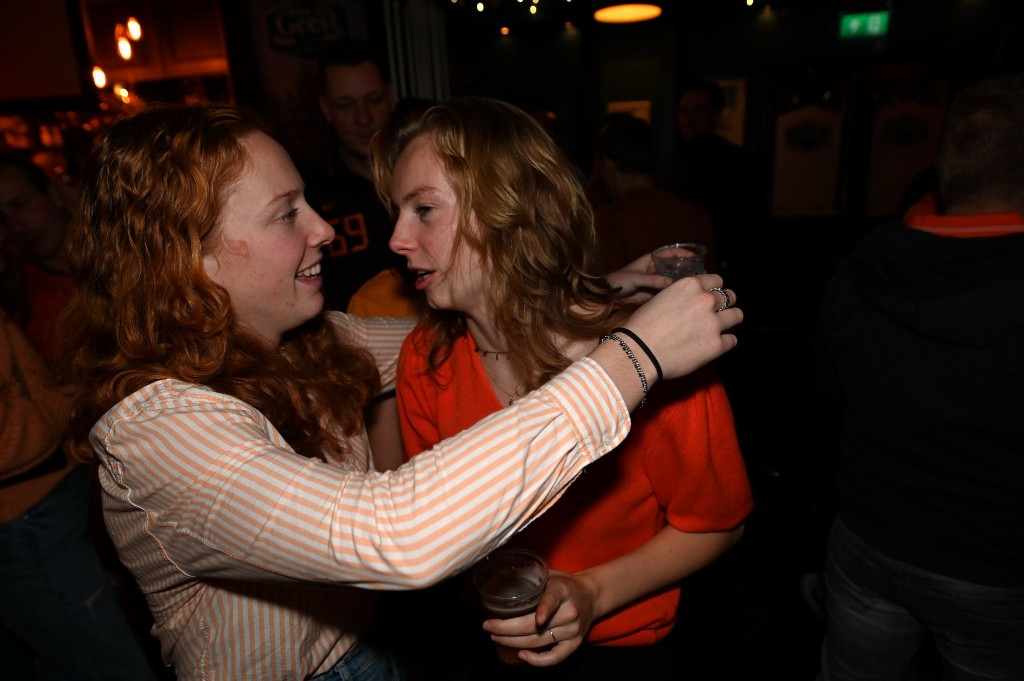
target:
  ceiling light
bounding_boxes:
[593,2,662,24]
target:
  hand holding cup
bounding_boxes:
[473,549,549,665]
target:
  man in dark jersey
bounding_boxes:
[306,40,396,311]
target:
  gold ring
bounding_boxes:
[548,628,557,644]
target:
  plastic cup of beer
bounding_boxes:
[652,242,708,279]
[473,548,549,665]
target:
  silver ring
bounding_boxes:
[708,287,731,312]
[548,628,557,644]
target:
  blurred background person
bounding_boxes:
[814,72,1024,681]
[0,308,158,680]
[0,153,76,362]
[590,112,717,274]
[306,39,397,312]
[673,76,764,295]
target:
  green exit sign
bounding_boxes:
[839,10,890,39]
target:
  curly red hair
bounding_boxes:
[58,104,380,462]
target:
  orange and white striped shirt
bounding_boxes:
[91,313,631,680]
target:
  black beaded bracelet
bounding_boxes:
[610,327,663,383]
[600,333,648,409]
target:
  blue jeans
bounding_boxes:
[309,639,407,681]
[819,518,1024,681]
[0,467,158,680]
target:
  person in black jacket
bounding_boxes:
[814,73,1024,681]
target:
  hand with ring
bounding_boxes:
[482,570,597,667]
[707,286,732,312]
[605,253,674,307]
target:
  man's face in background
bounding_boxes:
[319,61,395,160]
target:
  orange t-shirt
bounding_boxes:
[397,326,753,646]
[18,259,76,362]
[346,269,420,318]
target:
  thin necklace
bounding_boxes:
[475,348,510,361]
[479,358,524,405]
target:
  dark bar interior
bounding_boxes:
[2,1,1021,679]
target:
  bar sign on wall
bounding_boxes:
[839,11,890,39]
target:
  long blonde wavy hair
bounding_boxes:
[58,104,380,462]
[371,96,626,388]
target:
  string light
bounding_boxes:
[452,0,585,18]
[126,17,142,41]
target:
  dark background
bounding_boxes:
[3,1,1020,677]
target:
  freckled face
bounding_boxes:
[387,134,488,317]
[203,132,335,345]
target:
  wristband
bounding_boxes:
[600,333,648,409]
[610,327,663,383]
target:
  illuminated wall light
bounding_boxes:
[476,2,483,10]
[593,4,663,24]
[500,26,510,35]
[757,2,775,20]
[92,66,107,88]
[530,5,537,13]
[126,17,142,40]
[117,36,133,60]
[746,0,753,6]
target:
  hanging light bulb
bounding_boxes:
[92,66,107,88]
[126,17,142,41]
[117,36,133,60]
[114,23,132,60]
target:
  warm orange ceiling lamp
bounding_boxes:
[593,2,662,23]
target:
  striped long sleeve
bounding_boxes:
[92,313,632,681]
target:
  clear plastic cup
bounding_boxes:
[652,242,708,279]
[473,548,548,664]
